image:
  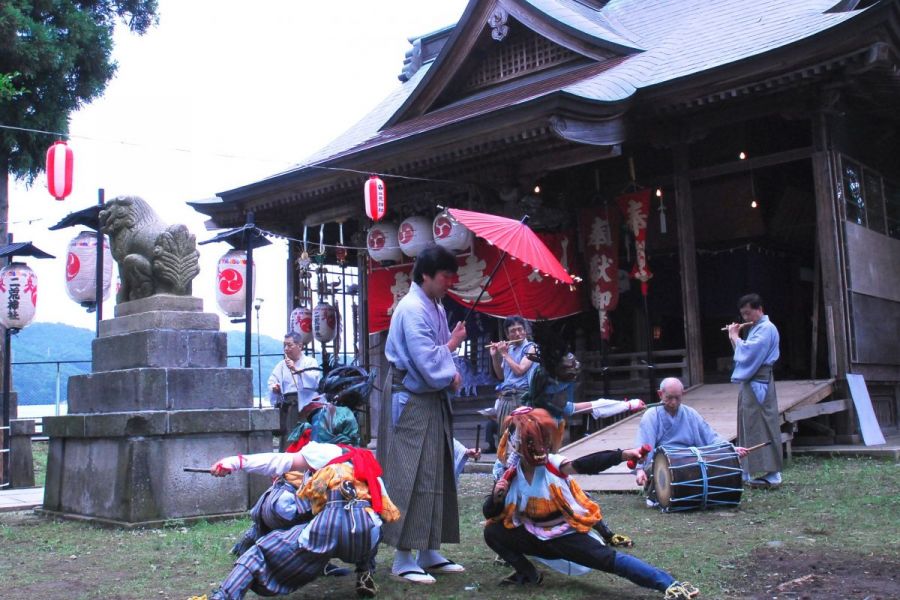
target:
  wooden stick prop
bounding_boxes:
[183,467,213,473]
[475,424,482,452]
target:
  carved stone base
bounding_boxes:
[43,294,275,526]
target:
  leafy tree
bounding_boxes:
[0,0,159,241]
[0,2,158,449]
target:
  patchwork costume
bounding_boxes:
[207,443,399,600]
[483,408,698,599]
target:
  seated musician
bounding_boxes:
[635,377,747,506]
[482,407,700,600]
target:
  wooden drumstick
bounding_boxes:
[743,441,771,453]
[183,467,214,473]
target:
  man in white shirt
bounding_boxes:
[269,332,321,450]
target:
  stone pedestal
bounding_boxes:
[9,419,35,488]
[42,295,276,527]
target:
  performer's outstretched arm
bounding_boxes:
[210,452,309,477]
[561,446,644,475]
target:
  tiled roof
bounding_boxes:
[566,0,864,101]
[236,0,870,190]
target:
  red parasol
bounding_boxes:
[447,208,574,284]
[446,208,574,321]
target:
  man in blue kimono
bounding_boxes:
[728,293,782,489]
[379,244,467,584]
[634,377,747,504]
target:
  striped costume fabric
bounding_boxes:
[231,478,313,556]
[213,491,380,600]
[381,389,459,549]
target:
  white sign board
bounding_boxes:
[846,373,886,446]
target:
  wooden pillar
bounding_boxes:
[673,143,703,386]
[810,114,851,379]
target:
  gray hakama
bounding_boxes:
[737,365,782,474]
[381,387,459,549]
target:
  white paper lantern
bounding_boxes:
[366,222,402,264]
[0,262,38,329]
[433,210,473,252]
[216,249,255,317]
[65,231,113,304]
[398,216,434,257]
[313,300,337,343]
[290,306,313,346]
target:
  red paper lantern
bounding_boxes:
[364,175,386,222]
[46,141,74,200]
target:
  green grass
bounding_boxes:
[1,456,897,599]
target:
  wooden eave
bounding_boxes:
[200,57,630,230]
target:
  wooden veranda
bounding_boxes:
[562,379,836,492]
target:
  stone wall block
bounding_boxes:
[68,369,169,413]
[92,330,226,371]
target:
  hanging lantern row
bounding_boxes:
[0,262,38,329]
[65,231,113,304]
[366,210,473,265]
[364,175,387,222]
[46,141,74,201]
[215,249,256,318]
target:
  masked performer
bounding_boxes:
[198,442,400,600]
[286,365,375,450]
[230,367,375,564]
[482,407,700,599]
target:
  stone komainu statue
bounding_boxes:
[99,195,201,302]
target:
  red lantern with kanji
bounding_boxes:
[46,141,74,200]
[215,249,255,317]
[364,175,386,222]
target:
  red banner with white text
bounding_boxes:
[367,231,586,333]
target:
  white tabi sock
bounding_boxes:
[763,471,782,485]
[417,549,449,568]
[392,550,420,574]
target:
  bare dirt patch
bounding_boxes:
[739,547,900,600]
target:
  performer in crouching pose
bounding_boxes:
[483,407,700,599]
[197,442,400,600]
[229,366,375,577]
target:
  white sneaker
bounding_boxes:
[646,498,659,508]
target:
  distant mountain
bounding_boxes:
[10,322,287,405]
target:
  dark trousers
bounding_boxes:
[278,399,298,451]
[483,521,674,591]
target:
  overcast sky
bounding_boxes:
[8,0,467,337]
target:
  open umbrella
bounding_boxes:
[446,208,575,320]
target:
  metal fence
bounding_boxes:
[11,354,302,419]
